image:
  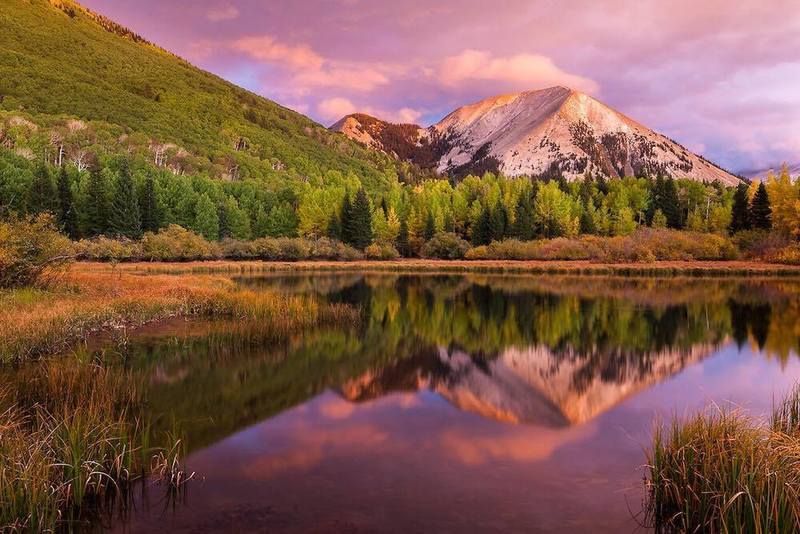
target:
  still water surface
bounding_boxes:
[88,273,800,532]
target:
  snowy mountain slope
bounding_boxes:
[331,86,742,184]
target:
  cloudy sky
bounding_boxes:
[81,0,800,172]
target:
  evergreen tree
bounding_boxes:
[339,193,353,244]
[490,202,508,241]
[472,206,492,246]
[327,211,342,240]
[56,165,78,238]
[729,183,751,234]
[194,193,219,240]
[85,168,109,237]
[423,210,436,241]
[749,181,772,230]
[28,163,56,215]
[139,175,159,233]
[397,217,410,257]
[513,193,536,240]
[662,177,682,229]
[649,176,682,229]
[579,201,597,235]
[107,160,142,239]
[346,188,373,250]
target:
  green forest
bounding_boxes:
[2,0,800,262]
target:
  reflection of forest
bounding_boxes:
[66,275,800,449]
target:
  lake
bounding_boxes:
[45,273,800,532]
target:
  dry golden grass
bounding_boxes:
[93,259,800,277]
[0,268,358,363]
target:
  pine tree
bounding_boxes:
[490,202,508,241]
[339,193,353,245]
[347,188,373,250]
[194,193,219,240]
[423,210,436,241]
[108,160,142,239]
[139,175,159,233]
[513,193,536,240]
[397,216,410,257]
[649,176,682,229]
[662,177,682,229]
[28,163,56,215]
[85,169,109,237]
[472,206,492,246]
[750,181,772,230]
[579,201,597,235]
[56,165,79,238]
[327,211,342,240]
[729,183,751,234]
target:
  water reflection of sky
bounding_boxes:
[100,274,800,532]
[118,341,800,533]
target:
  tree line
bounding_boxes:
[3,149,797,256]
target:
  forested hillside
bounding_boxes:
[0,0,407,188]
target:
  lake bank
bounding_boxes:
[83,258,800,277]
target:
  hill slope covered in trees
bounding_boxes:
[0,0,408,188]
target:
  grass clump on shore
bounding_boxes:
[645,386,800,533]
[0,357,190,532]
[0,270,359,363]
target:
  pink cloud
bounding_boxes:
[439,49,599,94]
[318,97,422,124]
[205,4,239,22]
[232,35,324,70]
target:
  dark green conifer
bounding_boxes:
[513,193,536,240]
[346,188,373,250]
[56,165,79,238]
[423,211,436,241]
[490,202,508,241]
[397,216,410,257]
[729,183,751,234]
[139,174,159,233]
[327,211,342,240]
[28,163,56,215]
[750,181,772,230]
[107,159,142,239]
[339,193,353,245]
[85,168,109,237]
[472,206,492,246]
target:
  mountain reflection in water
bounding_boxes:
[54,273,800,533]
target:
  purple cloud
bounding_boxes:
[80,0,800,171]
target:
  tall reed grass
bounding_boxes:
[0,358,190,532]
[646,385,800,533]
[0,270,359,363]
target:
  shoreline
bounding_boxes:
[79,259,800,277]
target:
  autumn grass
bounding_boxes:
[0,358,192,532]
[0,269,358,363]
[645,385,800,533]
[95,259,800,278]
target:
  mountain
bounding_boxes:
[742,163,800,181]
[339,342,718,427]
[331,86,742,185]
[0,0,404,189]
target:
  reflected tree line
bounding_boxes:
[33,275,800,450]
